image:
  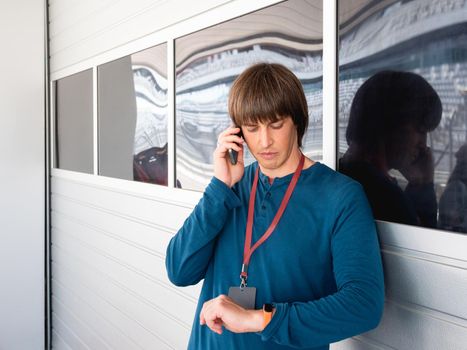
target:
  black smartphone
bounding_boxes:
[228,128,243,165]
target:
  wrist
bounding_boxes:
[247,309,265,332]
[262,303,275,331]
[407,179,434,187]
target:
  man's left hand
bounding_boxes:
[199,295,263,334]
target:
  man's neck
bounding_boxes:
[259,148,303,181]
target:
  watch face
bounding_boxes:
[264,303,273,312]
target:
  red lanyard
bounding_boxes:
[240,154,305,287]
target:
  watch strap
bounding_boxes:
[262,303,274,330]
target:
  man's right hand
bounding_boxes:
[214,126,245,187]
[400,146,434,186]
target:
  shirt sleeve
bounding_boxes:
[165,177,242,287]
[405,182,438,228]
[260,182,385,348]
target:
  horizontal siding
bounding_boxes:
[49,0,121,34]
[51,175,202,349]
[51,220,199,321]
[52,313,90,350]
[52,298,111,350]
[332,336,395,350]
[52,271,173,349]
[52,329,74,350]
[332,222,467,350]
[49,0,234,73]
[378,221,466,262]
[382,249,467,319]
[333,252,467,350]
[52,173,467,350]
[49,1,467,349]
[52,177,195,232]
[365,300,467,350]
[52,255,185,349]
[52,286,139,349]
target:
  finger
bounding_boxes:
[212,319,224,334]
[216,137,243,152]
[199,310,206,325]
[236,146,245,164]
[218,126,240,139]
[203,297,226,334]
[205,315,223,334]
[226,126,241,135]
[216,141,243,153]
[217,294,228,301]
[222,133,244,144]
[199,300,211,325]
[217,128,243,145]
[226,142,243,152]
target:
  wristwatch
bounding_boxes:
[262,303,274,330]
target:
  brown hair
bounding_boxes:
[228,63,309,147]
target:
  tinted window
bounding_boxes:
[55,69,93,174]
[98,43,168,185]
[338,0,467,233]
[175,0,323,191]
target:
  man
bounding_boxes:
[339,71,441,228]
[166,63,384,349]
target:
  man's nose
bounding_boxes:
[418,132,427,146]
[259,128,273,148]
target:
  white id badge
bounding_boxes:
[228,286,256,309]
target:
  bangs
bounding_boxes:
[229,64,297,126]
[227,63,308,147]
[230,91,289,126]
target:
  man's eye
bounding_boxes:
[245,126,258,132]
[271,122,284,129]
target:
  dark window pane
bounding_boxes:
[55,69,93,174]
[98,43,168,185]
[175,0,323,191]
[338,0,467,234]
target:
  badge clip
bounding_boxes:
[240,263,248,289]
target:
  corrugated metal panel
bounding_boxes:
[48,0,232,73]
[51,168,467,350]
[333,223,467,350]
[49,0,467,349]
[52,329,74,350]
[382,250,467,319]
[52,285,138,349]
[52,254,187,348]
[365,300,467,350]
[51,174,201,349]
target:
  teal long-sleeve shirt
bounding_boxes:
[166,162,384,349]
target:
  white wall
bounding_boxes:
[48,0,467,349]
[0,1,45,349]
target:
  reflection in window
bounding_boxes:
[98,43,168,185]
[338,0,467,233]
[175,0,323,191]
[55,69,93,174]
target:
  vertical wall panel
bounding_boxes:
[0,1,45,349]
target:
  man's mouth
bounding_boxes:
[259,152,278,160]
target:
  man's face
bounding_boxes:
[386,123,427,170]
[241,116,300,177]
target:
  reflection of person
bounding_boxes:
[166,63,384,349]
[339,71,442,228]
[439,144,467,233]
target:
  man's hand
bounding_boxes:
[399,146,434,185]
[214,127,245,188]
[199,295,263,334]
